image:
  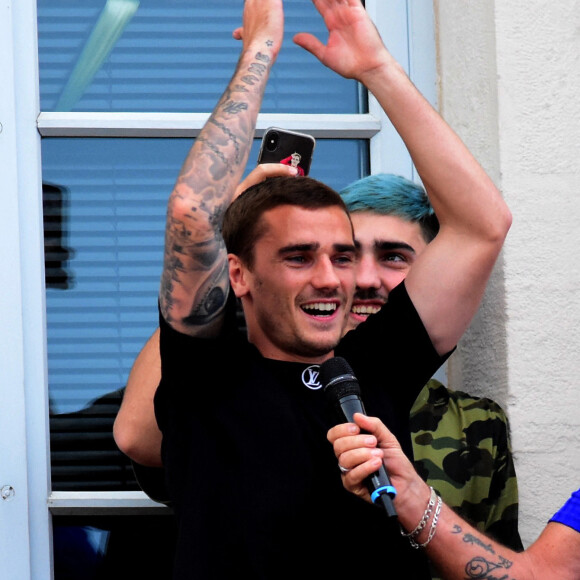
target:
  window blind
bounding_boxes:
[37,0,361,114]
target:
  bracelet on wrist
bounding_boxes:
[400,486,442,549]
[408,493,442,549]
[400,486,436,538]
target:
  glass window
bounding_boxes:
[37,0,362,114]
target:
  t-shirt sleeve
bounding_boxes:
[155,292,240,432]
[550,489,580,533]
[157,291,239,381]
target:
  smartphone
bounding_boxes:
[257,127,316,176]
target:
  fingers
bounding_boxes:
[352,414,399,451]
[337,445,383,471]
[253,162,298,180]
[232,27,243,41]
[233,163,297,200]
[327,421,359,445]
[293,32,325,60]
[332,432,378,458]
[340,455,382,504]
[328,420,382,485]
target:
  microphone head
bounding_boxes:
[319,356,361,402]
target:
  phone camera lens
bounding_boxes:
[266,132,279,152]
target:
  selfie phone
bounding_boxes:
[257,127,316,176]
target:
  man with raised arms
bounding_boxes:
[116,1,511,577]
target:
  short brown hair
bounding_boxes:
[223,176,351,269]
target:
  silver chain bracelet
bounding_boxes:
[400,486,436,539]
[408,493,442,549]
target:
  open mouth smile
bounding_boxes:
[301,302,339,317]
[350,304,382,316]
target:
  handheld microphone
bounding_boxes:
[320,356,397,518]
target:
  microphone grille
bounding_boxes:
[319,356,361,401]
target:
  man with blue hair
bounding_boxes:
[339,173,523,563]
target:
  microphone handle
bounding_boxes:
[338,396,398,518]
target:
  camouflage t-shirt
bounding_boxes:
[410,378,523,577]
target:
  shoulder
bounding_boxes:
[411,379,509,424]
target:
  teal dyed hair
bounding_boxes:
[339,173,439,243]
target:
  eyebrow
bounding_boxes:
[354,239,416,254]
[278,242,356,256]
[375,240,416,253]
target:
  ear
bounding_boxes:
[228,254,251,298]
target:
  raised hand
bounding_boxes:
[293,0,389,82]
[235,0,284,60]
[233,162,298,200]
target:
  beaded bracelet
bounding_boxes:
[400,486,436,539]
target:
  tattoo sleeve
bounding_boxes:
[160,43,273,333]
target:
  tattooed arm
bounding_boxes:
[113,2,283,466]
[160,0,283,338]
[114,165,297,466]
[329,414,580,580]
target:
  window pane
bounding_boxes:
[37,0,362,114]
[43,137,367,418]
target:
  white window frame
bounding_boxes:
[1,1,436,577]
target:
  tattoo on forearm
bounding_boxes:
[248,62,267,76]
[450,525,515,579]
[222,99,250,114]
[463,533,495,554]
[464,555,513,579]
[208,118,243,166]
[195,135,231,177]
[240,75,260,86]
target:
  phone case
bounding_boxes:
[257,127,316,176]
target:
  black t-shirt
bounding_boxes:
[155,282,447,579]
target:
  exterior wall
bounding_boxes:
[436,0,580,546]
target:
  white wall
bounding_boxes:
[436,0,580,546]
